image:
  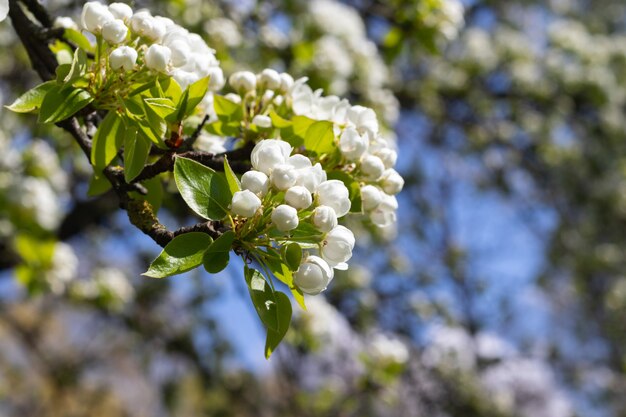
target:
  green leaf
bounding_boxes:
[244,266,280,332]
[173,156,232,220]
[87,173,112,197]
[214,94,243,122]
[64,47,88,84]
[136,177,164,213]
[223,156,241,195]
[269,111,292,128]
[265,256,306,310]
[143,232,213,278]
[169,88,189,123]
[185,76,210,116]
[160,77,182,103]
[55,63,71,82]
[304,120,336,155]
[124,126,150,182]
[265,292,292,359]
[282,242,302,272]
[5,81,55,113]
[202,230,235,273]
[38,85,93,123]
[63,28,94,52]
[204,120,240,137]
[144,97,176,119]
[292,115,316,138]
[91,111,123,171]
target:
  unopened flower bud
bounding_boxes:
[380,168,404,195]
[229,71,256,92]
[312,205,337,232]
[224,93,242,104]
[109,46,137,71]
[285,186,312,210]
[360,154,385,181]
[270,164,298,190]
[250,139,292,175]
[316,180,351,217]
[370,193,398,227]
[252,114,272,128]
[348,105,379,135]
[241,170,269,197]
[321,225,355,270]
[259,68,281,90]
[279,72,294,91]
[294,256,334,295]
[102,19,128,44]
[375,147,398,169]
[231,190,262,218]
[108,3,133,21]
[272,204,299,231]
[130,11,153,37]
[169,39,191,67]
[145,44,171,72]
[360,185,383,211]
[81,2,115,34]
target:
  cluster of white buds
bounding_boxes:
[286,78,404,228]
[79,2,224,90]
[229,139,355,295]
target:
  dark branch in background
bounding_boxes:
[8,0,252,249]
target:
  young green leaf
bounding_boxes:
[143,232,213,278]
[130,176,164,213]
[214,94,243,121]
[91,111,123,171]
[173,156,232,220]
[63,29,94,52]
[169,88,189,123]
[124,126,150,183]
[282,242,302,272]
[64,48,88,84]
[38,85,93,123]
[265,256,306,310]
[244,266,280,331]
[144,97,177,119]
[202,230,235,273]
[265,292,292,359]
[5,81,56,114]
[185,76,210,117]
[204,120,240,137]
[269,111,292,128]
[304,120,336,154]
[223,156,241,195]
[87,173,112,197]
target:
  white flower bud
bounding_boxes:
[274,95,284,106]
[54,16,78,30]
[360,154,385,181]
[81,2,115,34]
[252,114,272,128]
[259,68,282,90]
[347,105,379,135]
[375,147,398,169]
[321,225,355,270]
[229,71,257,92]
[109,46,137,71]
[231,190,262,218]
[130,11,154,37]
[102,19,128,44]
[224,93,242,104]
[251,139,292,175]
[279,72,294,91]
[339,127,368,160]
[207,67,226,90]
[241,170,269,197]
[270,163,298,190]
[316,180,351,217]
[294,255,334,295]
[108,3,133,21]
[285,186,312,210]
[272,204,299,231]
[296,163,326,193]
[370,193,398,227]
[361,185,383,211]
[145,44,171,72]
[380,168,404,195]
[312,205,337,233]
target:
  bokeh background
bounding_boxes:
[1,0,624,415]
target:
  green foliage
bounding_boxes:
[173,156,232,220]
[38,85,93,123]
[304,120,336,155]
[214,94,243,122]
[223,156,241,195]
[123,126,150,182]
[282,242,302,272]
[143,232,214,278]
[5,81,55,113]
[203,230,235,273]
[91,111,124,172]
[264,292,292,359]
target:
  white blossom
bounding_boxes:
[272,204,299,231]
[360,154,385,180]
[285,186,313,210]
[294,256,334,295]
[312,205,337,232]
[251,139,292,175]
[102,19,128,44]
[339,127,368,160]
[231,190,262,218]
[270,163,298,190]
[81,2,115,34]
[109,46,137,71]
[321,225,355,270]
[53,16,78,30]
[145,44,171,72]
[229,71,257,92]
[108,3,133,21]
[360,185,383,211]
[316,180,351,217]
[194,133,226,154]
[259,68,282,90]
[252,114,272,128]
[380,168,404,195]
[241,170,269,197]
[370,193,398,227]
[347,105,379,135]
